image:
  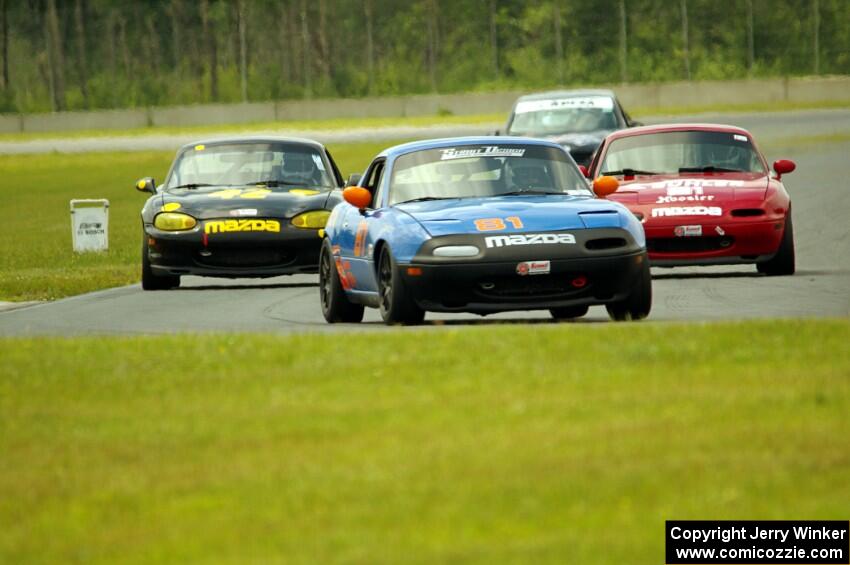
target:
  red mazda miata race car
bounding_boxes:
[586,124,796,275]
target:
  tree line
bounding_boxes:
[1,0,848,114]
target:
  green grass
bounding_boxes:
[1,99,848,143]
[1,320,848,563]
[0,142,392,301]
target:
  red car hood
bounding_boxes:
[608,172,769,206]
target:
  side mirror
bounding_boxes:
[345,173,362,187]
[773,159,796,179]
[578,165,590,178]
[592,175,619,198]
[493,129,501,136]
[343,186,372,210]
[136,177,156,193]
[629,120,643,127]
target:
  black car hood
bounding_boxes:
[157,187,334,220]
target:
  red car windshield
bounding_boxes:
[600,131,766,176]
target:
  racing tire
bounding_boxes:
[549,305,589,320]
[141,234,180,291]
[757,212,796,276]
[378,247,425,325]
[606,256,652,321]
[319,239,364,323]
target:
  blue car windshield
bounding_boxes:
[389,144,591,205]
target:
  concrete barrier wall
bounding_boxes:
[3,76,848,134]
[22,108,150,133]
[150,102,275,127]
[0,114,23,134]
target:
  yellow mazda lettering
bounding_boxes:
[204,219,280,234]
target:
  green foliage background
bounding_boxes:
[2,0,849,114]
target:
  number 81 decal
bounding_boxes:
[474,216,524,231]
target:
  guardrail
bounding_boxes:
[1,75,848,135]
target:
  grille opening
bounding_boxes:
[475,275,591,299]
[731,208,765,217]
[195,246,295,268]
[647,236,735,253]
[585,237,627,250]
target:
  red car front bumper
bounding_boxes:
[644,218,786,266]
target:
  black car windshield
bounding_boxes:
[389,144,591,205]
[507,96,619,136]
[165,143,336,190]
[600,131,767,175]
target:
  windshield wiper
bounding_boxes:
[171,183,214,190]
[500,190,563,196]
[248,179,303,187]
[395,196,455,204]
[679,166,745,173]
[601,168,658,176]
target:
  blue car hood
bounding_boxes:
[395,195,624,237]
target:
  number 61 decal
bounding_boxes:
[474,216,524,231]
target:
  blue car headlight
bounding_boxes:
[433,245,480,257]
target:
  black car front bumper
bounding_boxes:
[402,253,646,314]
[144,223,324,278]
[400,228,647,314]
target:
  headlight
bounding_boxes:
[291,210,331,229]
[433,245,480,257]
[154,212,197,231]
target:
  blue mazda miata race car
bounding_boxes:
[319,137,651,324]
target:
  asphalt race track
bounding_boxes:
[2,107,849,154]
[0,111,848,335]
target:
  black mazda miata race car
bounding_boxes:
[137,137,345,290]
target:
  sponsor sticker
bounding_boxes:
[516,260,551,276]
[629,179,744,191]
[674,225,702,237]
[657,185,716,204]
[514,97,614,114]
[440,146,526,160]
[652,206,722,218]
[484,233,576,248]
[204,219,280,234]
[208,188,271,200]
[229,208,258,217]
[78,221,104,235]
[733,134,748,142]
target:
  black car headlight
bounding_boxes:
[154,212,197,231]
[291,210,331,229]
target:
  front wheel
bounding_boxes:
[141,233,180,291]
[378,247,425,325]
[319,239,364,323]
[606,256,651,321]
[757,212,795,276]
